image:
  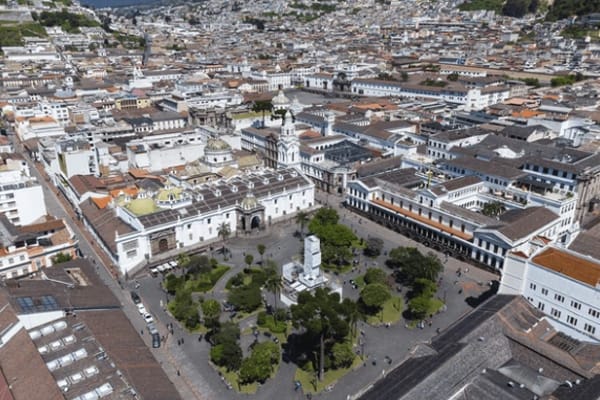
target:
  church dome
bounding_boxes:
[272,89,290,106]
[240,193,258,210]
[205,138,231,152]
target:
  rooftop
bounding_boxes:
[532,247,600,287]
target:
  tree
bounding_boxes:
[252,100,273,127]
[412,278,437,298]
[331,342,355,369]
[217,222,231,258]
[245,254,254,268]
[386,247,443,283]
[295,211,309,238]
[360,283,391,316]
[264,267,281,311]
[201,299,221,328]
[291,288,351,381]
[210,321,243,371]
[363,268,387,285]
[481,201,506,218]
[177,252,190,268]
[447,73,459,81]
[228,284,262,313]
[309,211,357,266]
[239,341,279,384]
[408,295,432,320]
[363,237,384,257]
[400,71,409,82]
[257,243,266,263]
[52,252,72,264]
[309,207,339,227]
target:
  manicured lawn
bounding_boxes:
[366,296,403,325]
[354,274,366,289]
[294,356,363,394]
[216,366,258,394]
[189,265,230,292]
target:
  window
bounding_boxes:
[541,288,548,296]
[571,300,581,310]
[537,302,545,311]
[187,224,191,230]
[551,308,561,318]
[122,239,138,251]
[566,315,578,326]
[584,324,596,335]
[589,308,600,318]
[554,294,565,303]
[126,249,137,258]
[529,283,537,291]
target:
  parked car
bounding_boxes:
[130,291,141,304]
[147,322,158,335]
[137,304,147,315]
[143,313,154,324]
[152,333,161,348]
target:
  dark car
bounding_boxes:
[130,291,141,304]
[152,333,161,348]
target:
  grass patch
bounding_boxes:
[231,111,262,120]
[366,296,403,325]
[323,263,352,274]
[294,356,363,394]
[257,312,288,333]
[216,366,258,394]
[187,265,230,292]
[354,274,366,289]
[190,324,209,334]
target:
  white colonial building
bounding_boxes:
[81,168,315,274]
[346,169,570,270]
[500,245,600,342]
[350,78,510,111]
[0,167,47,226]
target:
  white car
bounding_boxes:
[137,304,147,315]
[157,264,166,272]
[169,260,178,268]
[143,313,154,324]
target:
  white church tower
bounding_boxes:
[277,111,300,169]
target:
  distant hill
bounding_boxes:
[458,0,542,18]
[546,0,600,21]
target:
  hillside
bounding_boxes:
[546,0,600,21]
[459,0,542,18]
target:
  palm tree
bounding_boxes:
[264,268,282,313]
[257,244,266,264]
[295,211,309,238]
[176,252,190,268]
[481,201,506,218]
[217,222,231,259]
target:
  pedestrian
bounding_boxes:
[458,289,463,294]
[181,338,184,344]
[177,370,180,376]
[140,329,143,335]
